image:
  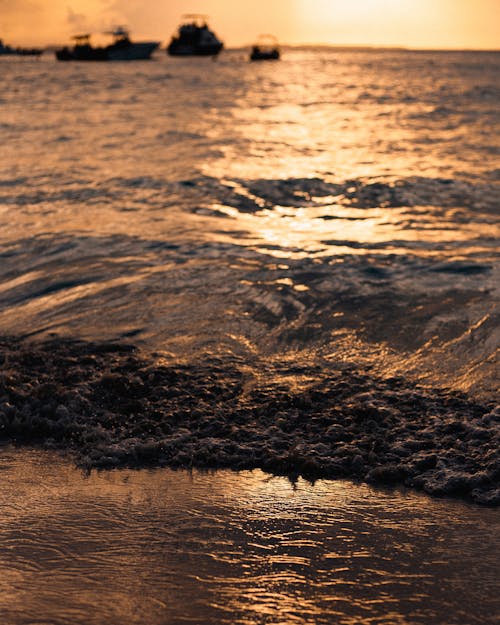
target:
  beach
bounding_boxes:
[0,48,499,622]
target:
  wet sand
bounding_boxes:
[0,447,498,625]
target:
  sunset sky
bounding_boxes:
[0,0,498,49]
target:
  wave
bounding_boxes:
[1,172,498,211]
[179,174,500,213]
[0,337,498,505]
[1,171,498,399]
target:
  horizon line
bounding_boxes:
[33,42,500,53]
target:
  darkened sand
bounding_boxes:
[0,448,498,625]
[1,337,498,505]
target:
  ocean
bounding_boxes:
[0,48,499,624]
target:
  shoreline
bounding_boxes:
[1,336,498,506]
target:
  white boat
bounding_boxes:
[56,27,159,62]
[167,15,223,56]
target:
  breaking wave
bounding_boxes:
[0,338,498,505]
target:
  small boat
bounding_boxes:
[55,28,159,62]
[167,15,223,57]
[0,38,43,56]
[250,35,280,61]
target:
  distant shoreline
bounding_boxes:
[9,43,500,54]
[235,44,500,53]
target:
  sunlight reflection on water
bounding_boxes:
[0,448,498,625]
[0,52,498,431]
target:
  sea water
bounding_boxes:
[0,447,498,625]
[0,48,499,623]
[0,49,498,500]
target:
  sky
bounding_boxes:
[0,0,498,49]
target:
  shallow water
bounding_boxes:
[0,50,499,499]
[1,50,498,391]
[0,448,498,625]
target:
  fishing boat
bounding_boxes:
[167,15,223,56]
[250,35,280,61]
[55,28,159,62]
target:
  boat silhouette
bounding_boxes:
[167,15,223,57]
[55,28,159,62]
[250,35,280,61]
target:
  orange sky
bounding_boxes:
[0,0,498,48]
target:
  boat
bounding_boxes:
[0,38,43,56]
[55,28,159,62]
[167,15,223,57]
[250,35,280,61]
